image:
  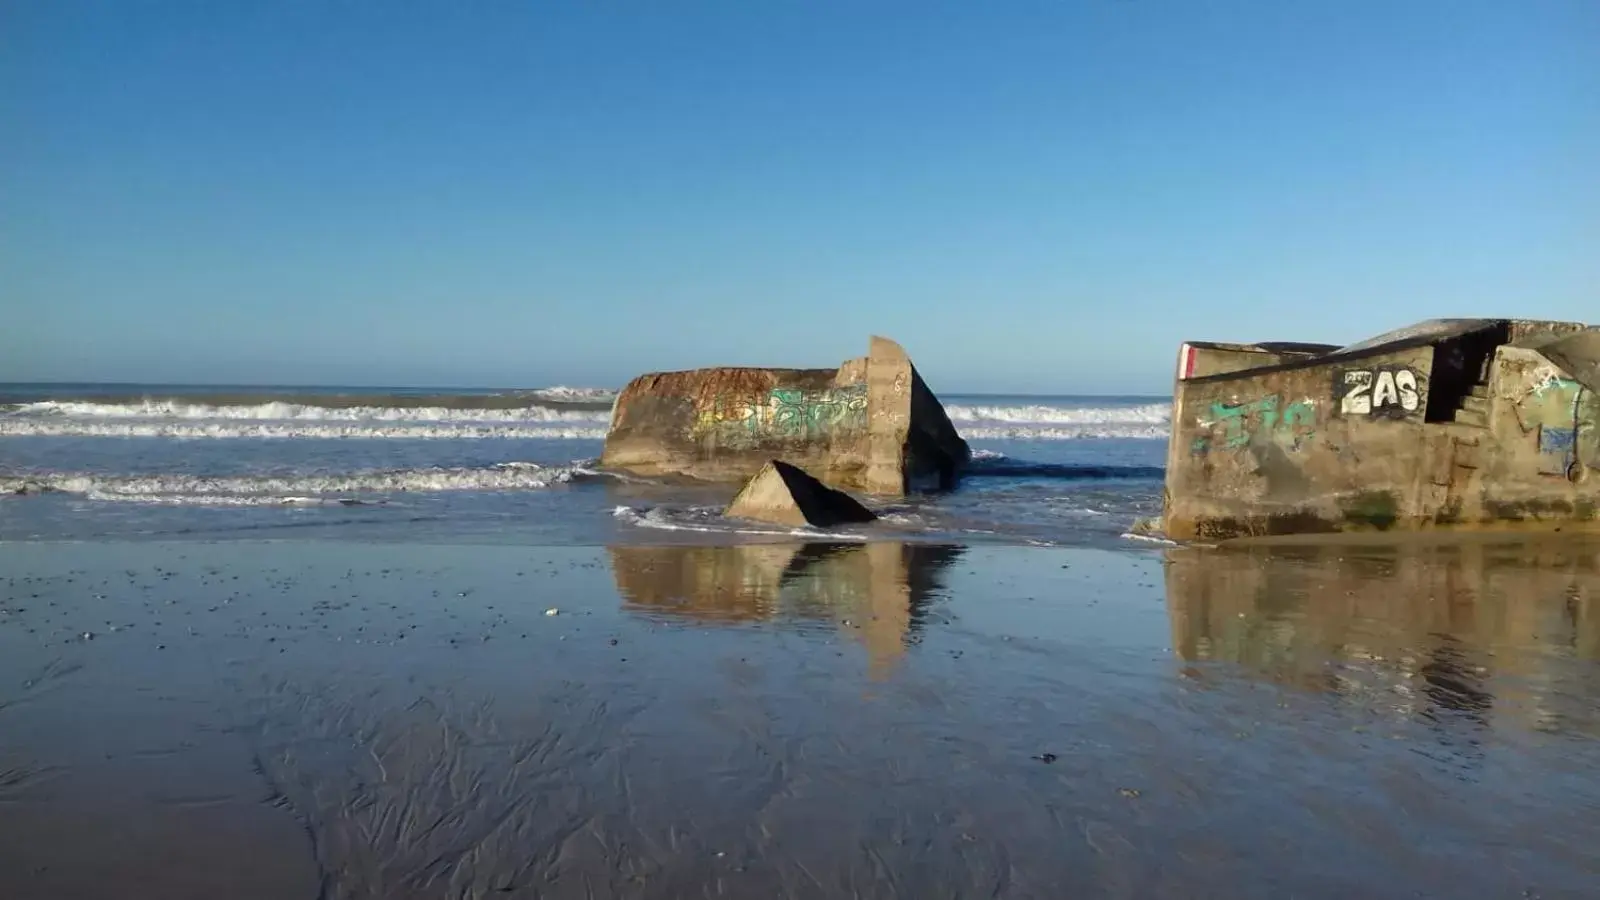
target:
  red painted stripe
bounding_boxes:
[1180,344,1196,379]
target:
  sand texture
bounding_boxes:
[2,538,1599,898]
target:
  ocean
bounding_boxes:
[0,383,1171,546]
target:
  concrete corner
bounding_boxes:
[725,460,878,529]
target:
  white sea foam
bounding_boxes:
[15,400,611,424]
[947,402,1169,441]
[0,420,610,440]
[1121,532,1178,546]
[943,402,1170,425]
[2,462,594,503]
[610,505,869,540]
[80,493,386,507]
[957,424,1170,440]
[528,386,618,402]
[0,417,1164,441]
[2,397,1170,441]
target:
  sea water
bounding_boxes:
[0,384,1169,546]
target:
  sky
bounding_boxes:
[2,1,1595,394]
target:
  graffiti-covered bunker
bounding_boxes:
[1163,318,1600,541]
[600,336,970,496]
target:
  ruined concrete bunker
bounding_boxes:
[1163,318,1600,541]
[600,336,969,496]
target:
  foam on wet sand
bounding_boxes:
[2,538,1599,898]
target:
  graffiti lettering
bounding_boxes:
[1335,367,1420,418]
[1525,373,1593,478]
[1191,395,1316,455]
[1533,371,1581,399]
[692,385,868,446]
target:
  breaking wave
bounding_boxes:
[944,402,1170,425]
[1,392,1170,442]
[0,386,618,441]
[611,505,871,540]
[525,386,617,403]
[12,400,611,424]
[3,461,601,504]
[945,401,1170,441]
[958,424,1170,440]
[0,418,1163,442]
[0,421,609,440]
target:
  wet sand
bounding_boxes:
[2,538,1599,899]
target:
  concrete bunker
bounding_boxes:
[600,336,969,496]
[1162,318,1600,541]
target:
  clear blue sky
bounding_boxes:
[3,1,1595,393]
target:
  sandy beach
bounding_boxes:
[2,537,1598,899]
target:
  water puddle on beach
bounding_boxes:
[2,537,1598,898]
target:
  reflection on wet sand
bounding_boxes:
[609,542,963,678]
[1166,538,1600,735]
[6,540,1600,898]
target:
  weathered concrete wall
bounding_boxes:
[1166,343,1437,540]
[1509,319,1594,345]
[1471,345,1600,521]
[1176,342,1337,380]
[1164,326,1600,541]
[1529,329,1600,394]
[601,337,968,495]
[900,352,968,490]
[602,366,868,484]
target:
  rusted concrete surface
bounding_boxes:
[1162,319,1600,541]
[600,337,968,496]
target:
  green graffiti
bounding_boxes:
[1194,396,1317,455]
[1532,374,1581,399]
[1521,374,1597,476]
[769,387,867,437]
[693,384,868,446]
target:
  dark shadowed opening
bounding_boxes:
[1425,322,1510,423]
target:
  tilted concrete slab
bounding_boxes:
[1527,329,1600,395]
[724,460,878,529]
[600,336,969,496]
[1161,318,1600,541]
